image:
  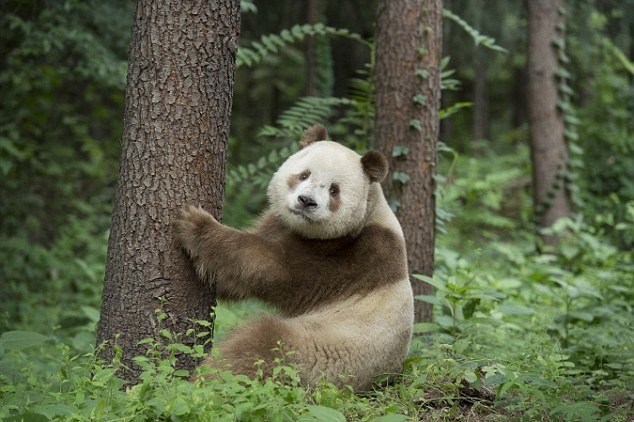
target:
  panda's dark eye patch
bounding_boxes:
[329,184,339,197]
[299,170,311,181]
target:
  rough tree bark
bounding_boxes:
[373,0,443,323]
[527,0,572,244]
[96,0,240,382]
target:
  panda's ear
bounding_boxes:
[361,149,388,183]
[300,124,328,148]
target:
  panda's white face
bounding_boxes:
[267,141,371,239]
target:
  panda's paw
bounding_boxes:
[173,205,218,255]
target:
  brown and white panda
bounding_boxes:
[175,124,413,390]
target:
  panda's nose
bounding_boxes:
[297,195,318,209]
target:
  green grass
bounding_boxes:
[1,149,632,421]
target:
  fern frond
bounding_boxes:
[227,97,353,187]
[236,24,369,69]
[227,144,300,188]
[440,57,461,91]
[258,96,353,140]
[443,9,508,53]
[440,102,472,120]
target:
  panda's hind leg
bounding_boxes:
[203,314,300,380]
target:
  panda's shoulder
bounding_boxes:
[250,211,288,238]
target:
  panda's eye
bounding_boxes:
[329,184,339,197]
[299,171,310,181]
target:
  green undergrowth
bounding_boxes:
[1,146,633,420]
[1,217,632,421]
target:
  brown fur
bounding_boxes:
[175,133,412,389]
[175,207,407,317]
[287,173,301,190]
[328,192,341,212]
[361,150,389,183]
[300,124,328,148]
[212,315,297,379]
[287,170,311,190]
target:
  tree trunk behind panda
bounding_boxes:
[373,0,444,323]
[96,0,241,383]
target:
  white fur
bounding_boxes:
[268,141,371,239]
[199,141,414,390]
[263,141,413,389]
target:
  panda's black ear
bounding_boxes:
[300,124,328,148]
[361,149,388,183]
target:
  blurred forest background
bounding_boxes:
[1,0,633,420]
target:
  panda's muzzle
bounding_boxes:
[297,195,318,210]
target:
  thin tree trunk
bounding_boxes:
[373,0,443,323]
[471,3,488,143]
[527,0,571,244]
[472,50,489,142]
[305,0,319,96]
[512,66,527,128]
[96,0,240,383]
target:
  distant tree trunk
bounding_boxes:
[96,0,240,383]
[471,5,488,144]
[373,0,443,323]
[472,50,489,142]
[527,0,571,244]
[305,0,319,96]
[511,66,527,128]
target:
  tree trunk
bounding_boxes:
[305,0,319,96]
[472,50,489,142]
[373,0,443,323]
[511,66,527,129]
[527,0,572,244]
[96,0,240,383]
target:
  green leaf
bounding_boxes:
[387,199,400,213]
[412,94,426,105]
[413,322,439,333]
[464,370,478,383]
[173,369,190,378]
[4,412,49,422]
[159,329,173,340]
[240,0,257,13]
[409,119,422,131]
[498,381,515,398]
[171,400,190,416]
[436,315,454,328]
[392,171,410,184]
[568,311,594,322]
[443,9,508,53]
[392,145,409,158]
[0,331,49,351]
[370,415,410,422]
[166,343,193,353]
[416,69,429,79]
[412,274,446,290]
[414,294,442,305]
[81,305,100,323]
[555,67,572,79]
[299,405,346,422]
[32,404,75,419]
[439,101,472,119]
[499,305,535,315]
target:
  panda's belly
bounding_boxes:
[292,277,414,389]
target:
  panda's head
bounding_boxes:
[267,124,388,239]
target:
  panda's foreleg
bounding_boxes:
[174,205,287,300]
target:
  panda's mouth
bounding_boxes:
[289,207,313,222]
